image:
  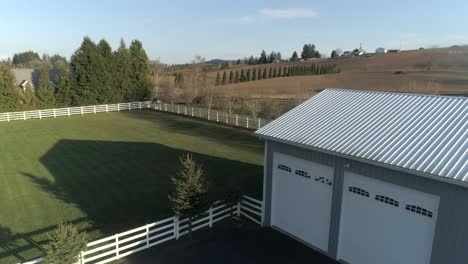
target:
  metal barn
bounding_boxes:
[256,89,467,264]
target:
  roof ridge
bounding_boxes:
[323,88,467,100]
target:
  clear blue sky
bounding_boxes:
[1,0,467,64]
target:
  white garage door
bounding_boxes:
[272,152,334,252]
[338,172,439,264]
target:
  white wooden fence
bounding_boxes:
[21,195,263,264]
[0,101,151,123]
[153,102,270,130]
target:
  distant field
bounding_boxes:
[0,110,263,264]
[209,47,468,99]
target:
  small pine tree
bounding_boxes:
[262,68,267,79]
[215,72,221,85]
[229,70,234,84]
[257,68,262,80]
[43,222,87,264]
[278,67,282,78]
[240,69,245,82]
[168,154,208,238]
[252,68,257,81]
[222,71,227,85]
[268,68,272,78]
[273,67,277,78]
[283,67,288,77]
[55,67,72,107]
[234,71,239,83]
[246,69,251,81]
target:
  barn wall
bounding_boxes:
[263,140,468,264]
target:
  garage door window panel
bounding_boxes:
[405,205,434,218]
[277,164,292,172]
[375,195,399,207]
[348,186,370,197]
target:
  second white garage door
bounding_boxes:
[338,171,439,264]
[272,152,334,253]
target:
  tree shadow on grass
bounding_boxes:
[23,139,263,238]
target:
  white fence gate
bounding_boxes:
[21,195,263,264]
[0,101,151,123]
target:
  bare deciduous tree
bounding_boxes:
[151,59,167,99]
[244,98,262,119]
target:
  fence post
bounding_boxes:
[246,116,249,128]
[225,113,228,124]
[164,103,167,111]
[184,106,187,115]
[118,103,120,112]
[209,206,213,228]
[174,216,180,240]
[237,201,241,217]
[145,224,150,248]
[53,109,56,118]
[81,107,83,115]
[93,105,96,114]
[128,102,131,110]
[199,108,201,117]
[80,251,84,264]
[106,104,108,113]
[177,105,180,114]
[139,102,142,109]
[39,110,42,119]
[216,112,219,122]
[207,110,210,120]
[115,234,120,259]
[68,107,71,116]
[236,115,238,126]
[258,118,261,129]
[23,111,26,120]
[6,113,10,122]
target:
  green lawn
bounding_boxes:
[0,110,264,264]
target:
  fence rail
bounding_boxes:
[0,101,151,123]
[153,102,270,130]
[20,195,263,264]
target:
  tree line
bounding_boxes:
[0,37,153,112]
[215,63,340,85]
[240,43,322,66]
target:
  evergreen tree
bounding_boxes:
[240,69,245,82]
[229,70,234,84]
[301,44,321,59]
[70,37,101,105]
[55,67,72,107]
[273,67,277,78]
[283,67,288,77]
[259,50,268,64]
[21,83,37,110]
[37,66,56,108]
[290,51,299,62]
[0,63,22,111]
[43,222,87,264]
[252,68,257,81]
[113,39,131,102]
[221,71,227,85]
[129,40,153,101]
[169,154,208,238]
[97,39,115,103]
[215,72,221,85]
[246,69,251,81]
[234,71,239,83]
[268,67,272,78]
[262,68,267,79]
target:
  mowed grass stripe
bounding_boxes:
[0,110,263,264]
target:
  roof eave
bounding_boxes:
[258,135,468,189]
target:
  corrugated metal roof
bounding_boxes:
[256,89,468,185]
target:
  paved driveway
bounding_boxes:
[122,221,339,264]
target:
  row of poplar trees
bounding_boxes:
[215,63,340,85]
[0,37,153,112]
